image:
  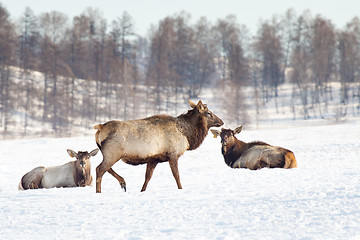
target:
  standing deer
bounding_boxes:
[94,99,224,192]
[211,126,297,170]
[18,149,99,190]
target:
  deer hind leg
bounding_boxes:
[141,161,158,192]
[169,158,182,189]
[20,167,46,190]
[96,162,106,193]
[96,158,118,193]
[108,168,126,192]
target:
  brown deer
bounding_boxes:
[211,126,297,170]
[18,149,99,190]
[94,99,224,192]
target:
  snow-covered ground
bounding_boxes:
[1,119,359,239]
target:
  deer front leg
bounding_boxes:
[169,158,182,189]
[141,161,158,192]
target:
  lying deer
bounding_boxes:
[211,126,297,170]
[94,99,224,192]
[18,149,99,190]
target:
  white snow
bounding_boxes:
[1,120,360,239]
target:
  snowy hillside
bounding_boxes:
[3,64,360,139]
[1,120,359,239]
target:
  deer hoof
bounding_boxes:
[121,182,126,192]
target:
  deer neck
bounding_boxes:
[177,110,208,150]
[223,139,246,167]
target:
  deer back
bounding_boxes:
[41,162,78,188]
[96,117,190,162]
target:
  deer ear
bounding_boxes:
[67,149,77,158]
[188,99,197,108]
[233,126,243,135]
[89,149,99,157]
[210,129,221,138]
[196,100,205,112]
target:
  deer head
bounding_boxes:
[67,149,99,185]
[188,99,224,128]
[211,126,242,153]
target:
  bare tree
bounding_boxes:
[338,17,360,117]
[110,11,135,120]
[147,17,177,114]
[128,36,146,119]
[310,15,336,118]
[280,9,297,83]
[18,7,39,134]
[255,17,283,106]
[213,15,249,124]
[0,4,16,138]
[290,12,313,119]
[39,11,68,134]
[79,8,107,123]
[187,17,216,99]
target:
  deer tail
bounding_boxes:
[284,151,297,169]
[18,181,24,190]
[94,124,104,150]
[94,124,103,131]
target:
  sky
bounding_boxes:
[2,0,360,36]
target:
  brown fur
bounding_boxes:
[211,127,297,170]
[94,100,224,192]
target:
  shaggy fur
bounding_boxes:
[94,100,224,192]
[211,126,297,170]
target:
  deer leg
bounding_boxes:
[108,168,126,192]
[169,158,182,189]
[141,161,158,192]
[96,160,115,193]
[96,164,105,193]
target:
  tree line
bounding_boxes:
[0,4,360,138]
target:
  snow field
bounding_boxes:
[0,121,360,239]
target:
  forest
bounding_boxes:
[0,3,360,138]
